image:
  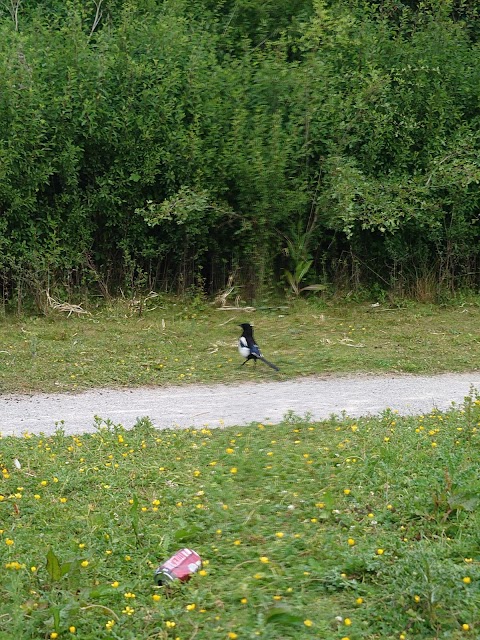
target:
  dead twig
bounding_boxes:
[218,317,236,326]
[46,291,90,318]
[89,0,103,37]
[216,306,256,312]
[9,0,20,31]
[214,274,236,308]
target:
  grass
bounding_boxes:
[1,295,479,638]
[0,395,479,639]
[0,296,480,394]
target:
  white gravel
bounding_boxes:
[1,372,479,436]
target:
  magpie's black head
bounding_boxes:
[239,322,253,334]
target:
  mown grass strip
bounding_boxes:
[0,395,479,639]
[1,297,480,394]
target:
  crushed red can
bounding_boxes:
[154,548,202,585]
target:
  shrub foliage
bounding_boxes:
[1,0,480,306]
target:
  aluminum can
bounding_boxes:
[154,548,202,585]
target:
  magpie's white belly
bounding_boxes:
[238,344,250,358]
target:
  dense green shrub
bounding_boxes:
[0,0,479,309]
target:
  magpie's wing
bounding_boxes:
[251,342,279,371]
[250,343,262,357]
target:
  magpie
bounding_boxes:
[238,323,279,371]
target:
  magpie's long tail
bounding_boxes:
[259,355,280,372]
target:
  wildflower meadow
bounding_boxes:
[0,395,479,639]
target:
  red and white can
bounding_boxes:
[154,548,202,585]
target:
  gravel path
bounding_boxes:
[1,372,479,436]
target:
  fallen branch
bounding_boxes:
[216,306,256,312]
[46,291,90,317]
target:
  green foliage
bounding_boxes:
[45,548,78,582]
[0,0,480,307]
[282,226,327,295]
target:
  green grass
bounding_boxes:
[0,396,479,639]
[1,297,480,394]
